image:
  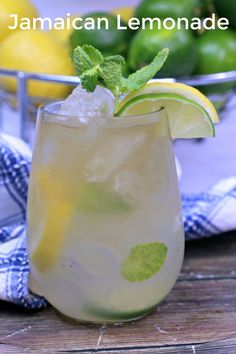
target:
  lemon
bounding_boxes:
[31,201,73,272]
[117,82,219,139]
[0,0,39,41]
[111,7,134,22]
[31,170,73,272]
[51,14,80,47]
[0,30,74,99]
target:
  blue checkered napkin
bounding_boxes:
[0,135,236,309]
[183,178,236,240]
[0,135,47,309]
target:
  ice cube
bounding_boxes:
[77,244,119,278]
[59,85,114,119]
[85,131,146,182]
[61,243,119,281]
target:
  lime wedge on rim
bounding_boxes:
[116,82,219,139]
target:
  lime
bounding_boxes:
[134,0,198,21]
[0,0,38,41]
[86,304,156,321]
[0,30,74,99]
[196,30,236,74]
[121,242,168,282]
[111,7,134,23]
[128,27,198,77]
[117,82,219,139]
[70,12,132,56]
[194,0,214,17]
[214,0,236,29]
[77,182,134,214]
[195,29,236,94]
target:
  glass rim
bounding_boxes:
[38,100,165,120]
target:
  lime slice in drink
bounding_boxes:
[121,242,168,282]
[116,82,219,139]
[85,303,157,322]
[77,182,134,213]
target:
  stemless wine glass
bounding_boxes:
[27,101,184,324]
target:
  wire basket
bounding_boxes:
[0,68,236,142]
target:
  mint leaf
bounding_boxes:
[121,48,169,93]
[99,60,123,92]
[73,45,124,100]
[121,242,168,282]
[104,55,125,66]
[72,45,103,75]
[80,68,98,92]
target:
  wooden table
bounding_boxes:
[1,234,236,353]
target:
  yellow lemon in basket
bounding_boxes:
[51,14,80,47]
[0,0,39,41]
[0,30,75,99]
[111,7,134,22]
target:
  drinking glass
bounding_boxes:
[27,101,184,324]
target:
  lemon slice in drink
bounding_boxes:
[116,82,219,139]
[31,170,73,273]
[31,177,134,272]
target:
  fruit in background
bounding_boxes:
[214,0,236,29]
[134,0,199,21]
[196,0,213,17]
[51,14,80,47]
[0,0,38,41]
[196,30,236,74]
[0,30,74,99]
[111,7,134,22]
[70,12,132,56]
[195,29,236,93]
[128,27,198,77]
[192,0,215,36]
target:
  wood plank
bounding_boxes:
[79,337,236,353]
[0,278,235,352]
[180,234,236,280]
[0,235,235,353]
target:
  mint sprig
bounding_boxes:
[72,45,169,115]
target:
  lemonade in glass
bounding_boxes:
[27,46,218,323]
